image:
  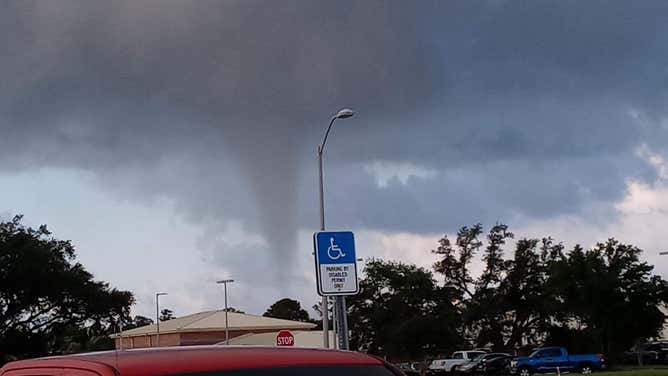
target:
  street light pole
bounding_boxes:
[155,292,167,347]
[318,140,329,349]
[217,279,234,345]
[317,108,354,349]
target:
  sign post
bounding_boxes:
[314,231,359,296]
[314,231,358,350]
[276,330,295,347]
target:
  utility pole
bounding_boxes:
[155,292,167,347]
[216,279,234,345]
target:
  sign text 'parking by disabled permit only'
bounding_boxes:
[313,231,359,296]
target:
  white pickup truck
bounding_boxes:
[429,350,487,374]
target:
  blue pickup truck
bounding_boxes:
[512,347,605,375]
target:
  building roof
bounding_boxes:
[222,330,335,348]
[113,310,316,338]
[2,346,384,376]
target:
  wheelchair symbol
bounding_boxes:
[327,237,345,260]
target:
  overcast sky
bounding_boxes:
[2,0,668,318]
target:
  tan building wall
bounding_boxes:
[131,335,152,348]
[157,333,181,347]
[180,331,237,346]
[115,337,133,349]
[115,333,181,349]
[115,330,286,349]
[180,329,282,346]
[111,310,317,350]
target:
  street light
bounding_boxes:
[317,108,355,350]
[660,251,668,255]
[216,279,234,345]
[155,292,167,347]
[335,108,354,119]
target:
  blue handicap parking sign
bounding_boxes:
[315,231,356,264]
[313,231,359,296]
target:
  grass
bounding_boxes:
[594,370,668,376]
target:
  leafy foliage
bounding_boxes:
[223,307,245,313]
[159,309,175,321]
[263,298,310,322]
[431,223,668,359]
[549,239,668,358]
[347,260,463,361]
[341,224,667,362]
[433,224,483,301]
[0,215,134,361]
[126,315,154,330]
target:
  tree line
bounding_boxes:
[255,224,668,363]
[2,217,667,364]
[345,224,668,362]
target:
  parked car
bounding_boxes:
[473,348,493,353]
[396,362,420,375]
[455,353,512,375]
[430,351,488,374]
[511,347,605,375]
[623,341,668,365]
[0,346,406,376]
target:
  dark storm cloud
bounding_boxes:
[333,0,668,165]
[299,149,643,234]
[1,1,668,280]
[0,0,445,280]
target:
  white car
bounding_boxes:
[429,351,488,374]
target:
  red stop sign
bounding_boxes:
[276,330,295,346]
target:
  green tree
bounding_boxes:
[159,309,175,321]
[125,315,154,330]
[432,224,561,351]
[347,260,463,361]
[432,224,668,357]
[0,215,134,361]
[549,239,668,359]
[223,307,244,313]
[478,224,514,290]
[494,238,561,349]
[433,224,483,302]
[49,324,116,354]
[464,224,514,349]
[263,298,310,322]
